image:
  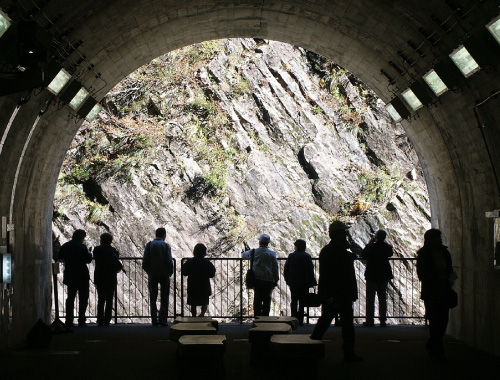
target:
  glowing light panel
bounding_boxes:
[2,253,11,283]
[386,104,402,122]
[402,89,423,111]
[450,46,480,77]
[48,69,71,94]
[487,16,500,45]
[70,88,89,110]
[86,104,102,121]
[423,70,448,96]
[0,10,11,39]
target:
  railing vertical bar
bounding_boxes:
[174,258,177,318]
[239,258,243,324]
[180,258,185,317]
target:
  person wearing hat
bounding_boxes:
[242,234,279,316]
[310,221,363,362]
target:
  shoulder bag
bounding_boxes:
[245,249,256,289]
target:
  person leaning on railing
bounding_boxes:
[142,227,174,327]
[241,234,279,316]
[181,243,216,317]
[361,229,393,327]
[283,239,317,326]
[93,232,123,327]
[55,229,92,328]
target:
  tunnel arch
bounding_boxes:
[1,0,500,354]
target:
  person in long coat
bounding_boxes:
[93,233,123,326]
[417,228,456,359]
[361,229,393,326]
[284,239,317,325]
[310,221,362,362]
[56,229,92,327]
[182,243,216,317]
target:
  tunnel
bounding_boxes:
[0,0,500,356]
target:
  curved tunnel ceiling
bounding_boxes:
[1,0,500,353]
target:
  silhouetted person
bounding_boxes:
[143,227,173,326]
[310,221,362,362]
[56,229,92,327]
[182,243,216,317]
[242,234,279,316]
[284,239,317,325]
[93,233,123,326]
[417,228,456,359]
[361,229,393,327]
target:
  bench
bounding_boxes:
[254,316,299,330]
[177,334,226,357]
[168,322,217,342]
[269,334,325,377]
[269,334,325,358]
[173,316,219,330]
[177,335,227,376]
[248,322,292,365]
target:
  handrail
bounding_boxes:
[52,256,425,323]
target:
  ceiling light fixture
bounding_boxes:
[450,46,480,77]
[402,89,423,111]
[69,87,89,110]
[0,9,11,39]
[386,104,402,122]
[423,69,448,96]
[47,69,71,95]
[486,15,500,45]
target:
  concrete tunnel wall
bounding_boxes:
[0,0,500,354]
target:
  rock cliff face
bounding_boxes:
[53,39,430,321]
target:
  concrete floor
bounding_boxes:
[1,323,499,380]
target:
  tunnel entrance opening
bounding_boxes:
[51,38,431,326]
[0,0,499,355]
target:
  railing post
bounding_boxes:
[180,258,184,317]
[114,283,118,324]
[239,258,243,324]
[173,258,177,318]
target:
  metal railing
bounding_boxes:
[52,257,425,324]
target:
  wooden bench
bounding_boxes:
[269,334,325,358]
[173,316,219,330]
[269,334,325,378]
[168,322,217,342]
[254,316,299,330]
[177,334,226,357]
[177,335,227,376]
[249,322,292,344]
[248,322,292,365]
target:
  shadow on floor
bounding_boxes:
[1,323,499,380]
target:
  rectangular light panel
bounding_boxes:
[69,88,89,110]
[423,70,448,96]
[450,46,480,77]
[86,103,102,121]
[0,10,11,39]
[1,253,12,283]
[386,104,402,122]
[47,69,71,94]
[402,89,423,111]
[487,15,500,45]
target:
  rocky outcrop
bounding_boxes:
[53,39,430,321]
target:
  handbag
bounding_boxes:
[302,292,321,307]
[446,288,458,309]
[245,249,256,289]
